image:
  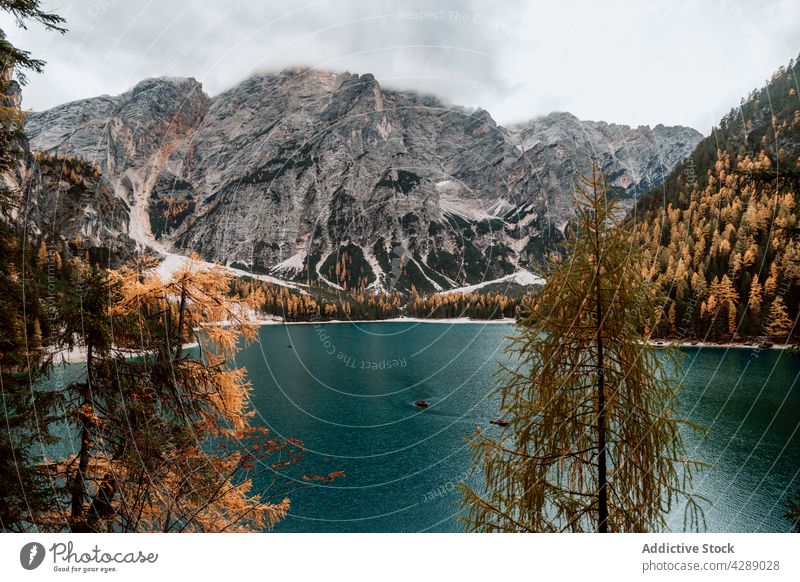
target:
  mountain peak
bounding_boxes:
[24,68,701,290]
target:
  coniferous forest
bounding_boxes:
[635,57,800,344]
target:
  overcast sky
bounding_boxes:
[1,0,799,133]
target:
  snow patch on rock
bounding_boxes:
[271,251,306,276]
[437,269,545,296]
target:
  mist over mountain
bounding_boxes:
[24,68,701,292]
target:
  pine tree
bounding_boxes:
[0,2,65,83]
[668,301,677,334]
[462,167,703,532]
[766,296,793,342]
[35,239,47,269]
[51,254,331,532]
[0,0,65,532]
[748,277,763,313]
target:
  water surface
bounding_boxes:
[234,322,800,532]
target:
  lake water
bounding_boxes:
[234,321,800,533]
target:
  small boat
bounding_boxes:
[490,419,510,427]
[690,341,699,346]
[414,400,430,408]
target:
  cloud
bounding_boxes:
[1,0,798,131]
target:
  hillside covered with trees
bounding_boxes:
[635,55,800,343]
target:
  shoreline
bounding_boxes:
[256,316,518,326]
[262,317,795,349]
[51,316,795,364]
[647,339,793,351]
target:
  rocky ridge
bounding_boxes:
[25,68,702,292]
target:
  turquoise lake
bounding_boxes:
[43,321,800,532]
[230,321,800,533]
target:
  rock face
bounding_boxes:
[25,69,702,292]
[507,111,703,201]
[25,153,135,262]
[1,30,131,263]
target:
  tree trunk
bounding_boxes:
[595,277,608,532]
[592,170,609,533]
[174,282,187,360]
[70,344,93,532]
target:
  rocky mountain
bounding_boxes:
[24,68,702,293]
[507,112,703,201]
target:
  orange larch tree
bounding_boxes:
[54,254,338,532]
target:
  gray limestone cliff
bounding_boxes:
[25,68,702,291]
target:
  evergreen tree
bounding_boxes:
[0,1,64,532]
[51,255,330,532]
[0,1,65,83]
[766,296,793,342]
[462,167,704,532]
